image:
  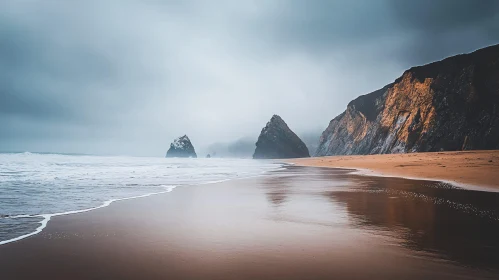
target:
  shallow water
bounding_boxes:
[265,166,499,272]
[0,164,498,279]
[0,152,282,243]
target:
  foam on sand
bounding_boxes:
[0,185,177,246]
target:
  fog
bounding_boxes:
[1,0,498,156]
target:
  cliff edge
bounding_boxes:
[316,44,499,156]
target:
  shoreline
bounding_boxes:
[347,167,499,193]
[0,185,178,246]
[0,169,284,247]
[287,150,499,192]
[2,166,498,279]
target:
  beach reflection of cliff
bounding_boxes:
[325,173,499,270]
[262,170,293,206]
[261,166,348,207]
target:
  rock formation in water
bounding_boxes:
[253,115,310,159]
[316,44,499,156]
[166,135,197,158]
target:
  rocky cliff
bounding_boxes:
[316,44,499,156]
[166,135,197,158]
[253,115,310,159]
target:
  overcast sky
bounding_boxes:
[1,0,498,156]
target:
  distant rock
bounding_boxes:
[166,135,197,158]
[253,115,310,159]
[299,131,323,156]
[316,44,499,156]
[227,137,256,158]
[205,137,255,158]
[206,154,211,158]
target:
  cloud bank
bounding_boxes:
[1,0,498,156]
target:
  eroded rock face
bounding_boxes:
[166,135,197,158]
[316,44,499,156]
[253,115,310,159]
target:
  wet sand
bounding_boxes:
[288,150,499,190]
[1,166,499,279]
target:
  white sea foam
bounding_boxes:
[0,153,282,245]
[0,185,176,246]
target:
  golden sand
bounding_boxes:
[288,150,499,190]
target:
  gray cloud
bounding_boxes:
[388,0,499,64]
[0,0,498,156]
[389,0,499,32]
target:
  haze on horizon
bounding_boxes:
[1,0,498,156]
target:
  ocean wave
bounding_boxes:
[0,154,283,246]
[0,185,176,246]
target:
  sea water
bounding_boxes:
[0,152,282,245]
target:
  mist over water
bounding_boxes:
[0,152,282,243]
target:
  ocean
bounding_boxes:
[0,152,282,245]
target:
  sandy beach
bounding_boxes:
[288,150,499,190]
[1,166,499,279]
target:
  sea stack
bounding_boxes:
[166,135,197,158]
[253,115,310,159]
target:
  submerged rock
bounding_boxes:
[253,115,310,159]
[166,135,197,158]
[316,44,499,156]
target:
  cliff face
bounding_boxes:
[316,44,499,156]
[166,135,197,158]
[253,115,310,159]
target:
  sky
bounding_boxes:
[1,0,498,156]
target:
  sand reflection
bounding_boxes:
[320,169,499,270]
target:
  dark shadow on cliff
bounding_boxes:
[414,45,499,151]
